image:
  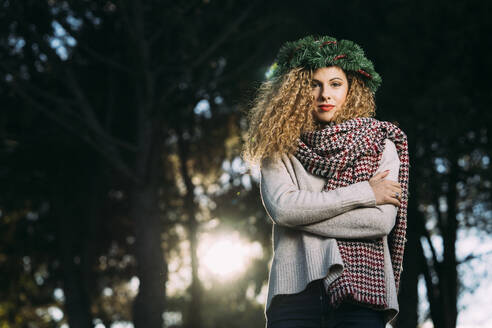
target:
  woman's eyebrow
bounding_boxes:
[312,77,343,82]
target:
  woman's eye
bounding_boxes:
[331,83,342,87]
[311,82,320,88]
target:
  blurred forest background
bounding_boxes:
[1,0,491,327]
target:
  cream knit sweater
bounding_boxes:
[260,138,400,325]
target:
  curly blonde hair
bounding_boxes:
[242,66,376,166]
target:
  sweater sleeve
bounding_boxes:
[260,156,377,228]
[292,139,400,239]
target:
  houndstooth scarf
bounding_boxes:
[295,117,409,309]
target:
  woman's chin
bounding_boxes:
[314,111,336,123]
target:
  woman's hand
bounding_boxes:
[369,170,402,207]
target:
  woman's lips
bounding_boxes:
[319,105,335,112]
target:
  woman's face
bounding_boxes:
[311,66,349,123]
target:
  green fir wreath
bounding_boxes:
[268,35,382,93]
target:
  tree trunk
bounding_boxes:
[131,184,166,327]
[57,187,93,328]
[59,230,93,328]
[177,131,203,328]
[131,118,167,328]
[441,152,459,328]
[418,146,460,328]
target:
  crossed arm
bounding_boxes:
[260,139,400,239]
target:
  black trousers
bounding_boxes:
[266,280,386,328]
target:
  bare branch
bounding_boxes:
[2,52,139,156]
[457,249,492,265]
[18,82,82,121]
[215,39,270,86]
[0,61,80,118]
[433,188,445,237]
[418,238,437,299]
[2,64,138,178]
[13,84,84,139]
[189,2,259,69]
[11,84,138,182]
[53,17,132,74]
[149,25,166,46]
[157,0,261,107]
[115,0,136,40]
[77,43,133,74]
[417,238,444,328]
[418,213,442,273]
[62,67,137,152]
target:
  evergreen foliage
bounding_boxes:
[271,35,382,93]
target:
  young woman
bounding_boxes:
[242,35,410,328]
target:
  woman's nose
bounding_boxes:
[320,87,331,100]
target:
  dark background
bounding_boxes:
[1,1,491,327]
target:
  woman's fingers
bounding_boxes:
[380,180,402,205]
[385,195,401,207]
[370,170,390,181]
[379,170,390,178]
[389,181,401,188]
[384,185,402,201]
[369,171,403,206]
[382,180,401,194]
[388,185,402,196]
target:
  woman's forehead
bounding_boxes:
[312,66,347,79]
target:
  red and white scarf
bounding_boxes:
[295,117,409,308]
